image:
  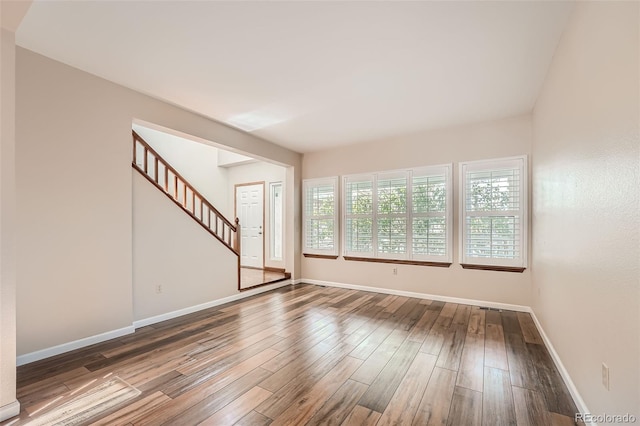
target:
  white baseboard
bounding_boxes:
[133,280,291,329]
[298,278,530,312]
[16,325,135,367]
[0,400,20,422]
[17,280,292,367]
[528,309,592,423]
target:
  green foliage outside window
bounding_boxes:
[307,184,335,250]
[346,174,448,256]
[465,171,519,259]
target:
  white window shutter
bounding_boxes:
[343,165,452,263]
[344,175,375,257]
[303,177,338,256]
[460,156,528,269]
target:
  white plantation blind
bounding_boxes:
[412,172,448,259]
[343,165,452,262]
[460,156,527,268]
[345,175,374,256]
[303,177,338,255]
[377,173,407,256]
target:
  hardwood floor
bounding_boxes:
[3,284,582,425]
[240,268,289,289]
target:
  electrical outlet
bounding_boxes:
[602,363,610,390]
[392,267,398,275]
[156,284,162,294]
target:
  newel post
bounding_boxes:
[235,217,241,255]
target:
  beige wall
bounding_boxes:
[132,172,237,321]
[1,2,31,419]
[15,48,301,357]
[302,114,532,306]
[0,27,19,420]
[532,1,639,417]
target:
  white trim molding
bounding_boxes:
[133,280,291,329]
[0,400,20,423]
[16,326,135,366]
[17,280,291,366]
[298,278,530,312]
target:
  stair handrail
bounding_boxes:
[132,130,240,255]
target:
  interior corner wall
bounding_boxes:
[531,1,639,417]
[301,114,532,306]
[288,166,300,280]
[15,47,302,357]
[0,27,19,420]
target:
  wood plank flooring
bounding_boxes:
[240,268,289,290]
[3,284,583,425]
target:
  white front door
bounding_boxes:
[236,183,264,268]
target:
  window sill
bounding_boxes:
[461,264,526,273]
[303,253,339,260]
[344,256,451,267]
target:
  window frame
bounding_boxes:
[459,155,528,271]
[410,166,452,263]
[302,176,339,258]
[376,171,409,260]
[342,164,453,265]
[269,181,283,261]
[343,173,375,258]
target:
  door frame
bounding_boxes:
[234,181,265,271]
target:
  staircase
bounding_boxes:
[131,130,240,258]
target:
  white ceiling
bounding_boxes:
[16,1,573,153]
